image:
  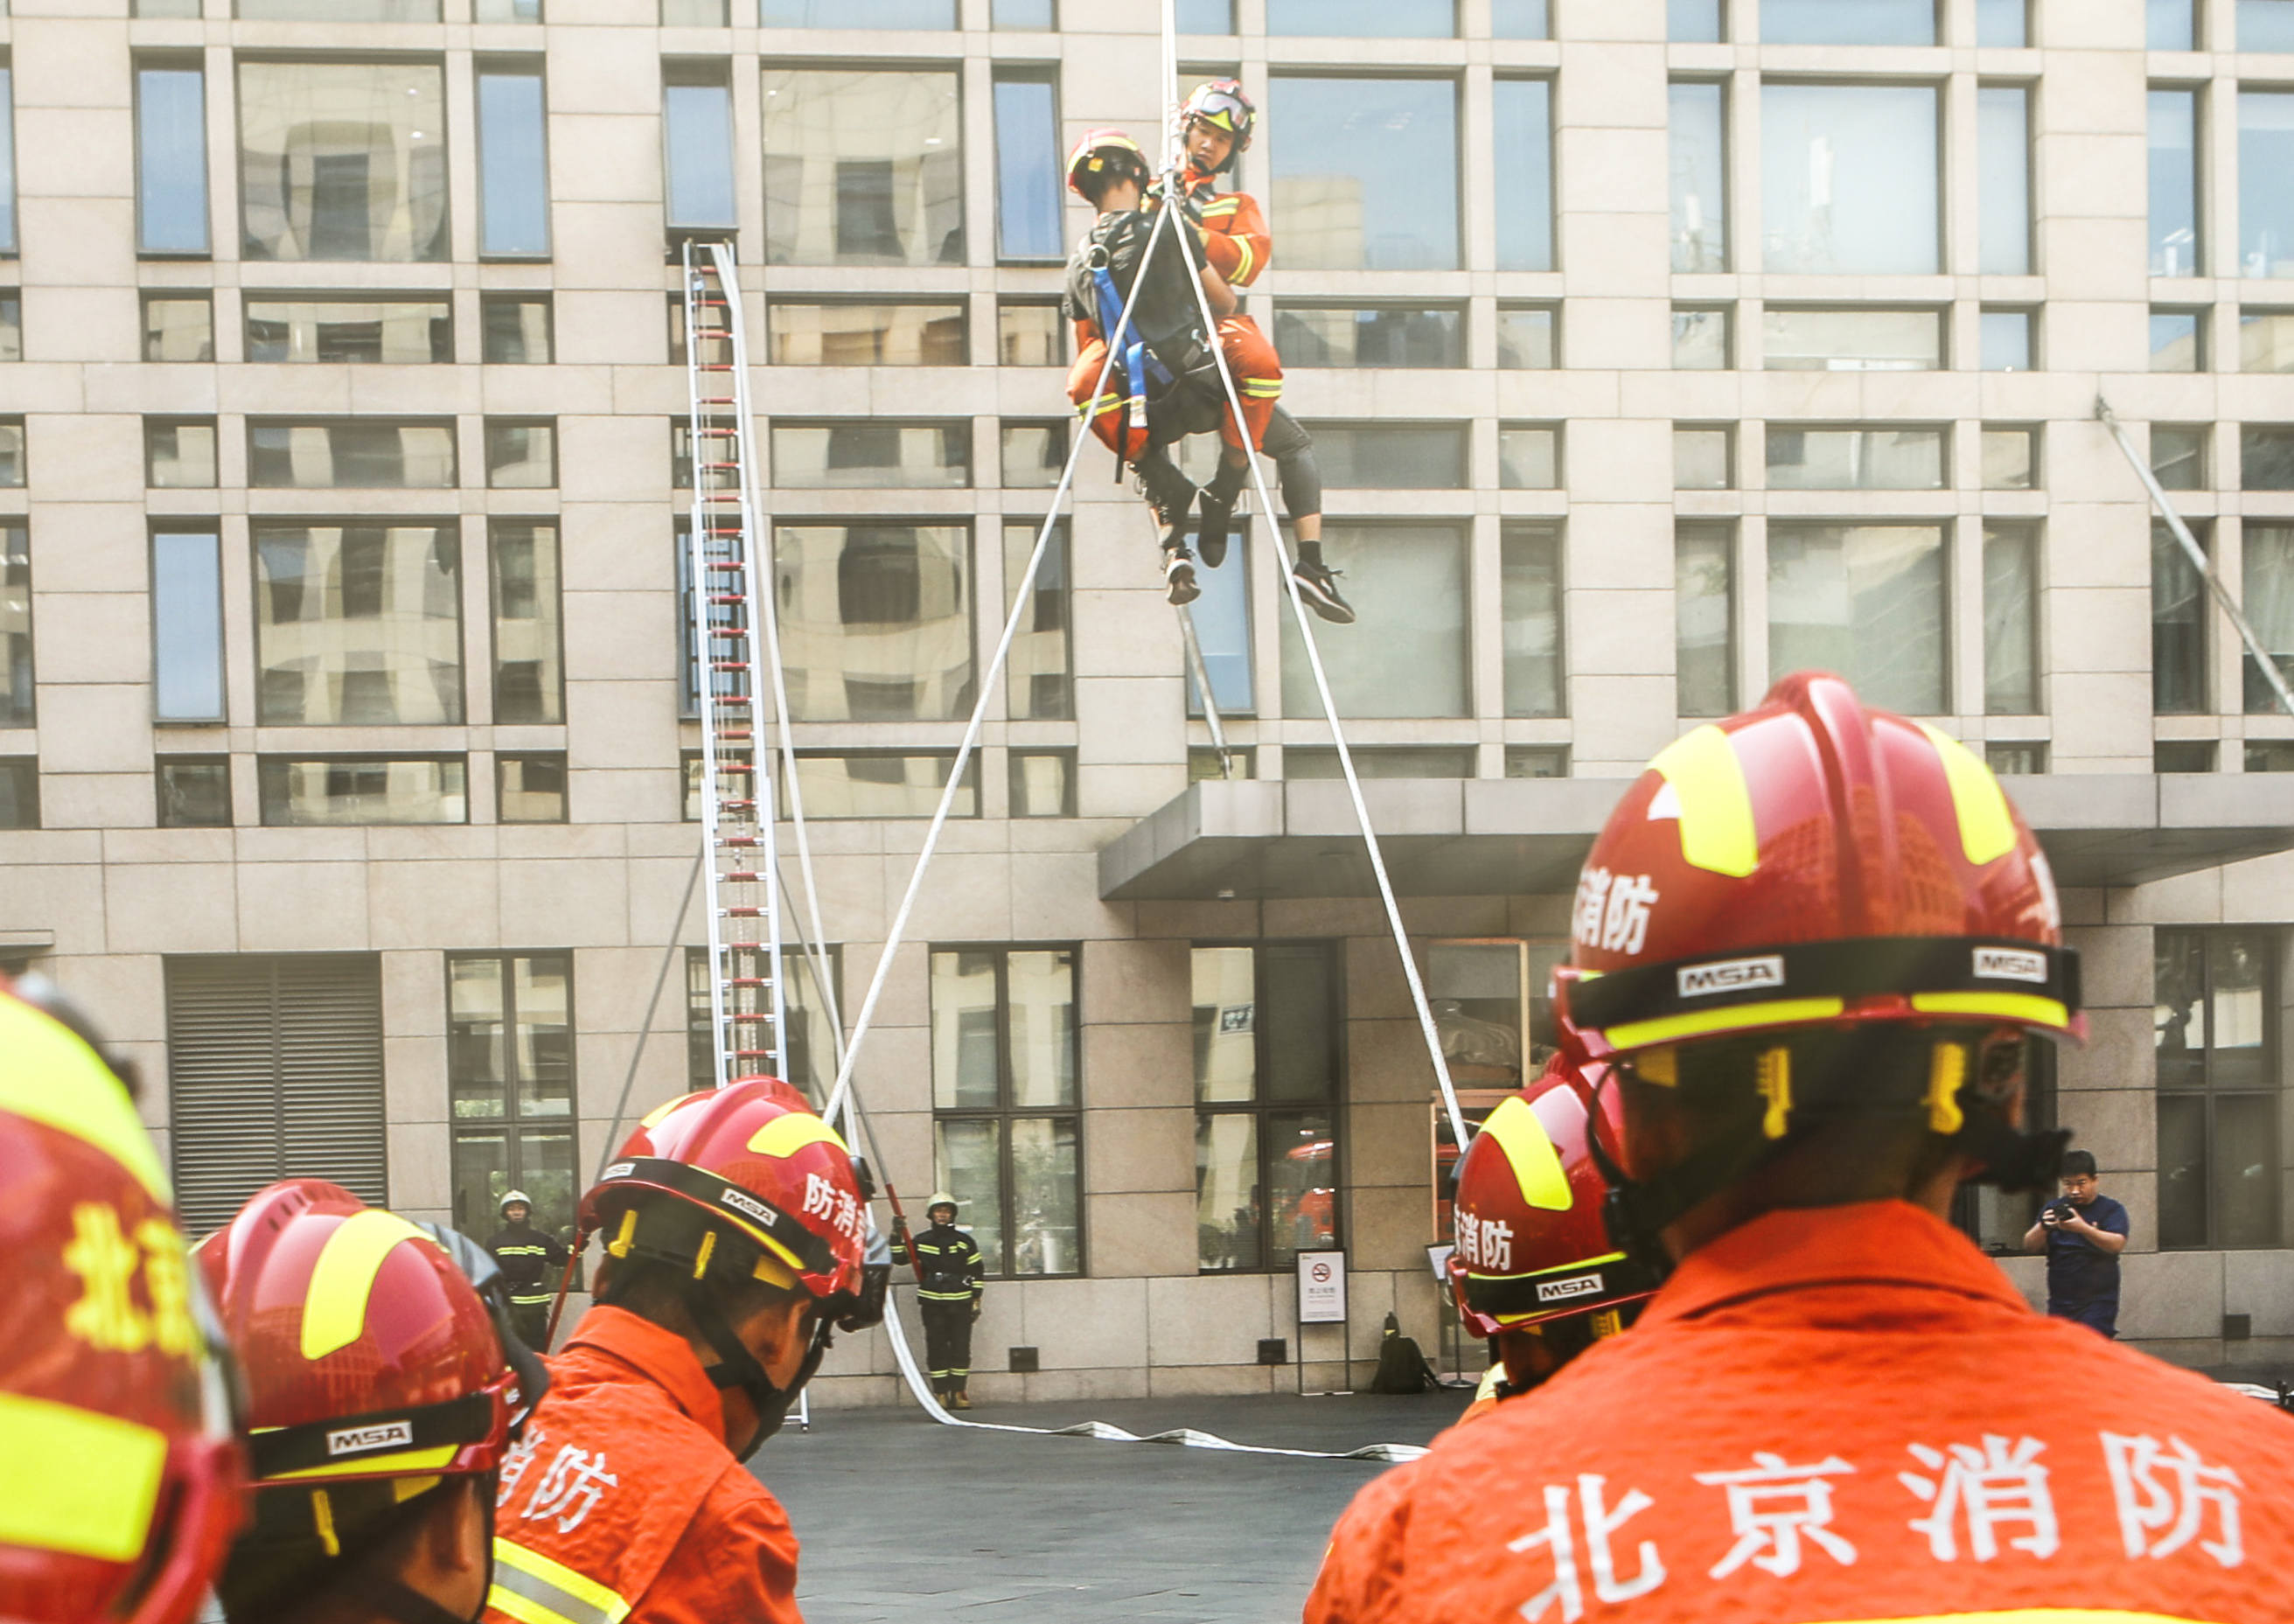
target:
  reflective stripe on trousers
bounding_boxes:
[487,1537,632,1624]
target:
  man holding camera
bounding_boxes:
[2023,1148,2130,1336]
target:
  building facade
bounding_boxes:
[6,0,2294,1399]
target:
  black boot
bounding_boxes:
[1195,461,1247,569]
[1135,448,1198,556]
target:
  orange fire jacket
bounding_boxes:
[1307,1201,2294,1624]
[484,1307,805,1624]
[1175,164,1273,289]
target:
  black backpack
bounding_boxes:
[1368,1311,1439,1394]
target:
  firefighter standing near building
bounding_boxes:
[896,1194,985,1409]
[480,1079,886,1624]
[199,1181,541,1624]
[485,1190,568,1353]
[0,974,244,1624]
[1158,80,1351,625]
[1307,672,2294,1622]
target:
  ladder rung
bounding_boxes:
[721,907,766,917]
[723,976,771,987]
[721,870,761,882]
[717,835,759,847]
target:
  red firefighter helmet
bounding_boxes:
[0,975,243,1624]
[196,1181,522,1494]
[1447,1060,1662,1340]
[1180,79,1256,169]
[1066,128,1151,199]
[582,1080,882,1332]
[1552,671,2081,1074]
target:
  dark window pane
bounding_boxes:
[0,760,34,830]
[157,758,231,827]
[1196,1113,1261,1271]
[482,295,552,363]
[1768,524,1946,714]
[1266,1109,1336,1263]
[2157,1094,2208,1248]
[0,525,30,726]
[1308,422,1466,487]
[1264,944,1336,1102]
[1274,306,1462,367]
[498,753,567,823]
[1502,524,1562,718]
[2152,520,2207,714]
[1670,81,1726,272]
[2242,426,2294,489]
[1677,525,1734,717]
[492,522,562,724]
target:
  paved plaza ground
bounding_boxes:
[758,1391,1476,1623]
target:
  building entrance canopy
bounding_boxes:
[1098,775,2294,901]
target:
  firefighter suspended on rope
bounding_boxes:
[891,1194,985,1409]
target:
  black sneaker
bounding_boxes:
[1194,483,1241,569]
[1164,548,1202,606]
[1291,559,1355,624]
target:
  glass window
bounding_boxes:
[2152,307,2206,370]
[1765,425,1947,489]
[764,68,963,268]
[2156,740,2217,772]
[1977,0,2027,45]
[760,752,977,819]
[157,758,232,828]
[2244,425,2294,488]
[2151,0,2197,49]
[1193,944,1340,1272]
[998,300,1063,366]
[447,954,576,1243]
[482,294,552,363]
[1280,524,1467,718]
[137,64,209,256]
[1768,523,1947,714]
[2153,424,2207,489]
[1307,422,1467,487]
[1499,424,1559,488]
[2155,930,2280,1250]
[769,301,966,366]
[0,420,19,487]
[2244,0,2294,47]
[1673,305,1729,368]
[254,523,464,726]
[993,73,1062,263]
[687,944,840,1100]
[477,0,543,17]
[2150,88,2200,276]
[931,947,1081,1276]
[1177,0,1234,29]
[775,523,972,721]
[1269,75,1458,271]
[2240,92,2294,278]
[1269,0,1453,33]
[664,3,727,28]
[2244,523,2294,710]
[258,756,468,825]
[1496,0,1550,36]
[240,0,439,14]
[1502,523,1562,719]
[484,420,554,488]
[1981,308,2033,371]
[1675,425,1732,488]
[1670,81,1726,272]
[1,523,28,727]
[1008,750,1073,817]
[1492,306,1557,370]
[1506,745,1568,777]
[664,64,736,232]
[1982,425,2037,489]
[764,0,953,19]
[1979,86,2031,275]
[1493,78,1553,272]
[249,421,456,487]
[1670,0,1724,41]
[0,66,13,257]
[1984,523,2039,714]
[2251,741,2294,770]
[239,60,447,262]
[993,0,1054,25]
[2152,519,2208,714]
[1275,304,1465,367]
[1189,525,1253,719]
[1763,307,1942,370]
[2242,309,2294,371]
[491,521,561,725]
[498,753,566,823]
[135,0,206,14]
[478,63,549,258]
[1285,745,1476,778]
[1004,519,1070,721]
[153,527,224,724]
[1762,83,1938,275]
[1001,422,1065,489]
[1987,741,2046,774]
[771,422,967,489]
[143,294,213,362]
[1761,0,1934,44]
[145,418,217,488]
[246,297,451,364]
[0,760,35,830]
[1677,523,1735,717]
[0,293,17,362]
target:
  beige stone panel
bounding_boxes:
[547,203,669,293]
[1259,898,1387,938]
[2043,585,2151,675]
[560,502,674,593]
[555,295,668,369]
[1083,1105,1192,1195]
[1564,587,1676,684]
[1347,1183,1435,1273]
[541,30,666,115]
[1130,898,1260,940]
[2036,217,2153,303]
[575,1030,691,1123]
[2215,850,2294,920]
[2067,923,2154,1008]
[387,1121,454,1213]
[623,853,705,949]
[1005,1367,1154,1403]
[1088,1190,1196,1279]
[1347,1017,1441,1106]
[2055,1086,2155,1177]
[561,589,673,683]
[2056,1006,2161,1091]
[17,108,132,199]
[368,858,501,949]
[566,680,673,769]
[568,768,673,825]
[1562,507,1671,593]
[2112,866,2221,925]
[861,1105,935,1182]
[0,865,108,954]
[1143,1364,1282,1398]
[1991,1251,2047,1313]
[848,1022,935,1119]
[1081,937,1188,1026]
[18,205,136,295]
[481,367,612,418]
[382,949,448,1039]
[2116,1250,2222,1341]
[237,861,370,950]
[1144,1272,1276,1364]
[345,371,478,417]
[43,952,164,1043]
[1073,762,1189,823]
[220,368,357,416]
[1081,1021,1190,1112]
[234,827,369,864]
[543,115,661,207]
[1070,589,1186,679]
[1345,935,1417,1024]
[23,507,147,598]
[2043,671,2150,764]
[2040,303,2149,377]
[499,855,630,947]
[2041,133,2150,221]
[1566,673,1691,770]
[384,1035,450,1126]
[2225,1250,2294,1336]
[362,826,498,864]
[560,415,670,505]
[568,944,683,1035]
[34,594,150,685]
[1012,851,1126,942]
[38,773,148,831]
[2031,29,2145,110]
[1347,1100,1432,1188]
[898,851,1015,942]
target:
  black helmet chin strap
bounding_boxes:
[679,1279,833,1462]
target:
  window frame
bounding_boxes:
[151,524,227,725]
[2155,927,2283,1251]
[445,951,580,1243]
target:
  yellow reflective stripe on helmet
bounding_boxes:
[1908,992,2070,1029]
[0,1391,167,1563]
[1917,723,2019,865]
[640,1091,706,1129]
[1648,724,1759,878]
[0,997,171,1202]
[748,1112,849,1159]
[1605,997,1847,1052]
[262,1445,459,1483]
[1477,1096,1572,1212]
[300,1210,441,1361]
[490,1537,631,1624]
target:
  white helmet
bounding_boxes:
[500,1188,533,1213]
[926,1192,959,1216]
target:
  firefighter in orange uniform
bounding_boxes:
[0,973,243,1624]
[481,1080,887,1624]
[199,1181,538,1624]
[1306,672,2294,1623]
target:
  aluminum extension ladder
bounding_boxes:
[681,240,788,1094]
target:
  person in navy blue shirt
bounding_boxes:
[2021,1149,2130,1336]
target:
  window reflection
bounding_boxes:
[249,422,457,487]
[492,521,562,724]
[1677,524,1735,718]
[1,524,30,726]
[1494,79,1552,271]
[769,301,966,366]
[1499,424,1559,489]
[2150,89,2200,276]
[1004,519,1070,720]
[2239,91,2294,278]
[255,523,464,725]
[2153,520,2209,714]
[482,295,552,363]
[1670,81,1726,272]
[497,754,567,823]
[1984,524,2039,714]
[784,751,978,818]
[239,60,448,262]
[771,422,969,488]
[1496,305,1557,368]
[157,758,232,829]
[1269,76,1458,271]
[2245,524,2294,710]
[258,756,469,825]
[1766,425,1947,489]
[1502,524,1562,718]
[1761,82,1938,275]
[1768,523,1946,714]
[146,420,218,488]
[776,524,971,721]
[1309,422,1467,488]
[246,298,451,364]
[1763,307,1942,371]
[764,68,963,267]
[1275,305,1463,367]
[144,294,213,362]
[1279,524,1468,718]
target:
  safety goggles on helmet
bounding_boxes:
[1182,80,1256,158]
